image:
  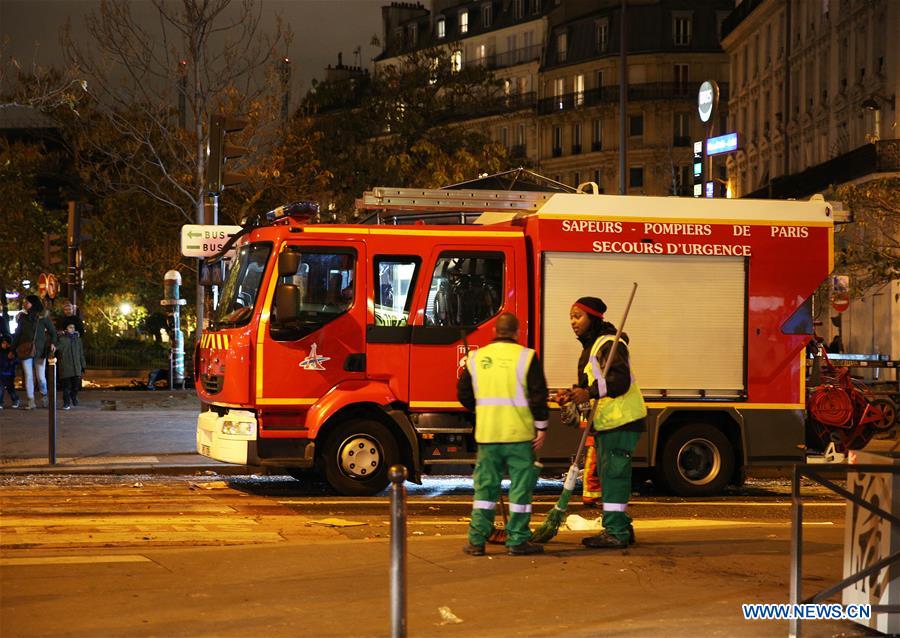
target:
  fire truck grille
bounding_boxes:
[201,374,223,394]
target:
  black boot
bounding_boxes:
[582,531,628,549]
[462,542,485,556]
[507,541,544,556]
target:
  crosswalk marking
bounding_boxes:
[1,555,152,566]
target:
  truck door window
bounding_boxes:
[374,256,421,326]
[272,248,356,340]
[215,242,272,327]
[424,253,503,327]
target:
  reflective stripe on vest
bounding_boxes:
[584,335,648,431]
[468,342,536,443]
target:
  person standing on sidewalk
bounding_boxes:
[0,336,20,409]
[10,295,58,410]
[56,323,86,409]
[457,312,549,556]
[559,296,647,549]
[57,300,85,336]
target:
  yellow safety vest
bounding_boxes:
[584,335,648,431]
[467,342,536,443]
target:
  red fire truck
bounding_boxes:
[195,186,836,496]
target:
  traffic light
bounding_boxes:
[206,114,250,194]
[43,233,65,272]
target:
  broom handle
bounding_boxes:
[569,282,639,467]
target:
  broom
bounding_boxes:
[532,282,638,544]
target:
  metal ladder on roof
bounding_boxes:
[356,187,553,214]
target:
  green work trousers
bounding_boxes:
[594,428,641,541]
[468,441,539,547]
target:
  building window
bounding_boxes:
[629,114,643,137]
[482,3,492,28]
[674,63,689,95]
[572,122,582,154]
[408,23,418,48]
[394,27,404,48]
[531,0,541,15]
[500,127,509,149]
[574,73,585,106]
[476,44,487,64]
[552,126,562,157]
[673,15,692,46]
[593,170,602,191]
[517,123,525,146]
[436,17,446,39]
[673,112,690,145]
[591,118,602,151]
[556,31,567,63]
[460,10,469,34]
[451,49,462,73]
[595,19,609,53]
[516,76,527,95]
[574,172,581,187]
[629,167,644,188]
[554,77,565,110]
[514,0,524,20]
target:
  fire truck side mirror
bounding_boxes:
[278,252,301,277]
[274,283,300,324]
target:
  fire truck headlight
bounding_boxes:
[221,420,253,436]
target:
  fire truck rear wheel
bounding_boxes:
[657,423,735,497]
[322,419,400,496]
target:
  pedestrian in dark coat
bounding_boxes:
[10,295,57,409]
[56,323,86,409]
[57,300,85,336]
[0,335,20,408]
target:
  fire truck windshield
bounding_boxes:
[214,242,272,327]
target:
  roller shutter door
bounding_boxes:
[541,252,746,397]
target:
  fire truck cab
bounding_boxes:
[196,186,835,496]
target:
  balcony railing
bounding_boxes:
[538,82,728,115]
[464,43,543,71]
[571,144,582,155]
[510,144,527,157]
[551,146,562,157]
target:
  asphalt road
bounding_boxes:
[0,473,887,637]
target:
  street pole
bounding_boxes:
[390,465,408,638]
[618,0,628,195]
[162,270,186,390]
[47,354,57,464]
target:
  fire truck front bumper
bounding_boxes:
[196,409,257,465]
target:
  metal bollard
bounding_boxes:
[389,465,408,638]
[47,355,57,465]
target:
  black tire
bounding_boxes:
[321,419,400,496]
[657,422,735,497]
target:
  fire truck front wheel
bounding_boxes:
[657,423,735,497]
[321,419,400,496]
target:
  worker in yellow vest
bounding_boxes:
[559,297,647,548]
[457,312,550,556]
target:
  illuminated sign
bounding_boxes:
[705,182,715,198]
[698,81,718,124]
[706,132,739,156]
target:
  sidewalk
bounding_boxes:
[0,389,243,476]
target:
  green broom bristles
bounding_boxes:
[531,464,578,544]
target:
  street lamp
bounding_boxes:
[862,94,896,142]
[119,302,133,316]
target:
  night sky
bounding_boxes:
[1,0,388,95]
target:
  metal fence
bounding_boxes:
[84,348,169,370]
